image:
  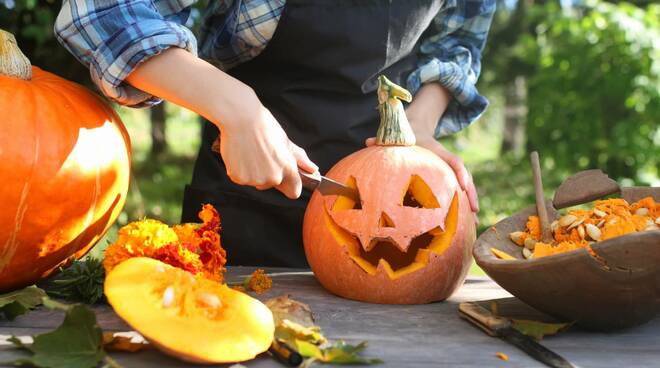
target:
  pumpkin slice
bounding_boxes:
[104,257,274,363]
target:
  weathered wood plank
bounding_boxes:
[1,267,659,367]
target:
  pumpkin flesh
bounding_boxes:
[104,257,274,363]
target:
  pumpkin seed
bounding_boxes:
[567,217,585,230]
[577,225,585,239]
[522,247,533,259]
[593,208,607,218]
[551,220,559,232]
[559,215,577,227]
[585,223,601,241]
[197,292,222,309]
[635,208,649,216]
[162,286,175,307]
[524,238,537,250]
[645,224,659,232]
[596,219,605,228]
[656,217,660,225]
[509,231,525,245]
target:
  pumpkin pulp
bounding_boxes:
[104,257,274,363]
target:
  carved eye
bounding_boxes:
[332,176,361,210]
[402,175,440,208]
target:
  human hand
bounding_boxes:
[365,135,479,213]
[124,48,317,199]
[364,82,479,212]
[216,89,318,199]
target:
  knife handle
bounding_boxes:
[299,170,321,192]
[459,302,511,336]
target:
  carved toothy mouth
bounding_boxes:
[324,194,458,280]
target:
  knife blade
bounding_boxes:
[299,170,360,202]
[459,302,576,368]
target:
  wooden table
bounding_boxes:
[2,267,660,367]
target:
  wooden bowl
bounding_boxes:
[474,181,660,331]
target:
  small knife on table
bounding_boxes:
[299,170,360,202]
[459,302,576,368]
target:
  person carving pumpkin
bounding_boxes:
[56,0,495,267]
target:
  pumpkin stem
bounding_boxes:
[0,29,32,80]
[376,75,415,146]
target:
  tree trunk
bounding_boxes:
[500,76,527,155]
[150,103,167,156]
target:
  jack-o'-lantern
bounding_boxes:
[303,76,476,304]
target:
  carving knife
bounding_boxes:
[299,170,360,202]
[459,302,576,368]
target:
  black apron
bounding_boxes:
[182,0,443,267]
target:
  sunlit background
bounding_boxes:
[2,0,658,272]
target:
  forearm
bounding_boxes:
[406,82,452,137]
[125,47,255,130]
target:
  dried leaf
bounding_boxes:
[102,332,150,353]
[0,286,46,320]
[276,319,326,346]
[296,340,383,365]
[265,294,315,326]
[512,319,572,340]
[266,295,381,365]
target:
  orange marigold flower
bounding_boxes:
[103,205,227,283]
[245,269,273,293]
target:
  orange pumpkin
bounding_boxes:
[0,30,131,291]
[303,76,476,304]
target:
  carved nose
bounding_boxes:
[378,212,395,228]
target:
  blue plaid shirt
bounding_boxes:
[55,0,495,136]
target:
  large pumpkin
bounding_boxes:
[303,76,476,304]
[0,30,131,291]
[105,257,275,363]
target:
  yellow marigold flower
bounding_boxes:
[103,219,177,273]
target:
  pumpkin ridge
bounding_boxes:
[0,84,39,274]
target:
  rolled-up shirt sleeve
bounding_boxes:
[407,0,496,137]
[55,0,198,107]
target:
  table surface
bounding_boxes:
[2,267,659,368]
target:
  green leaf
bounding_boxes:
[0,286,46,320]
[10,301,105,368]
[512,319,572,340]
[296,340,383,365]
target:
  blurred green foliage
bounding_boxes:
[525,2,659,182]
